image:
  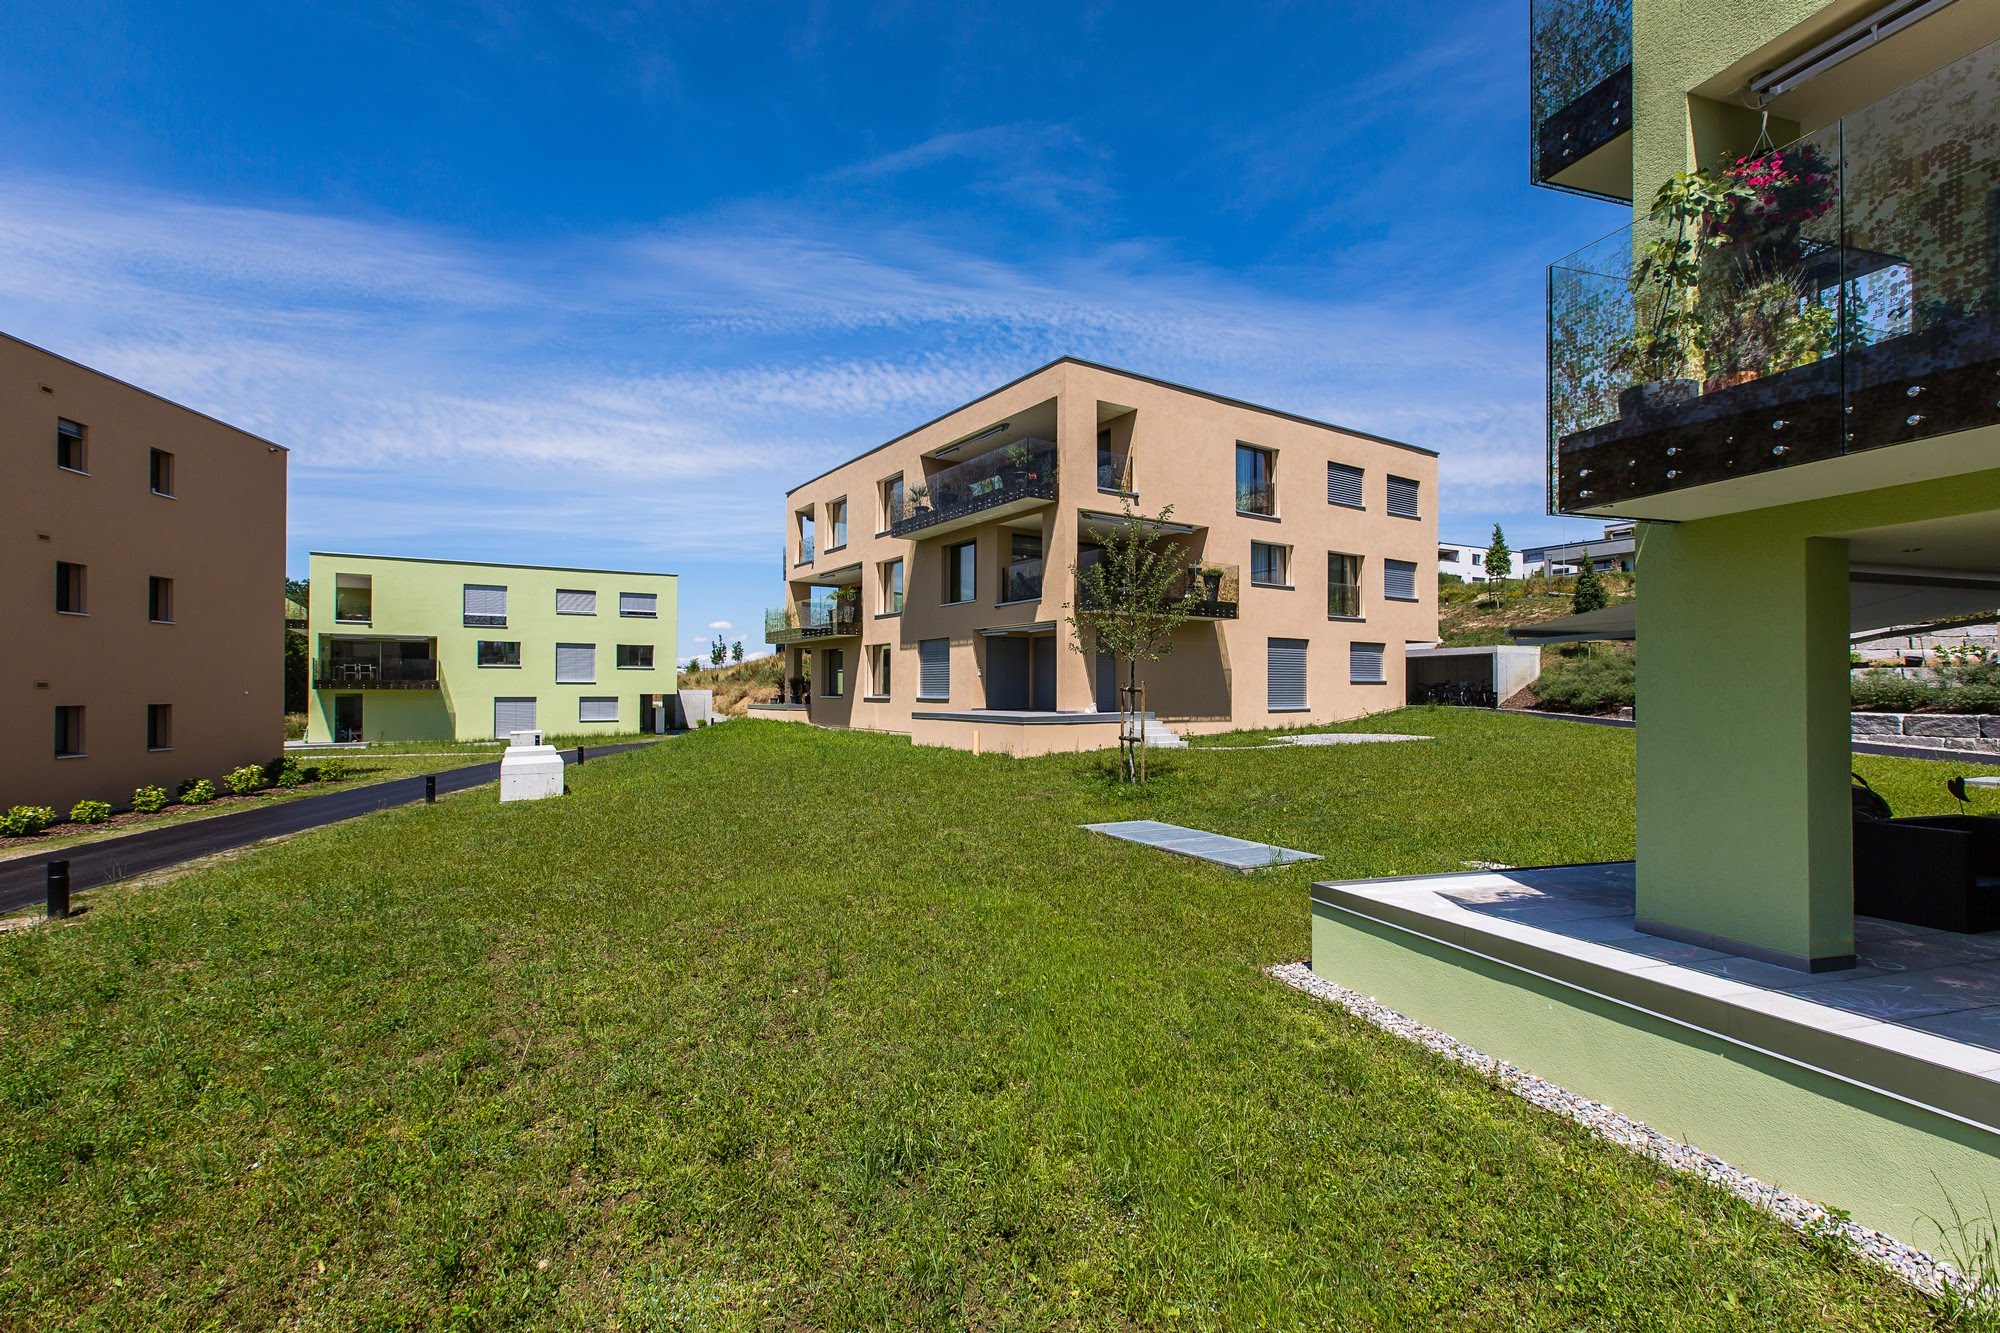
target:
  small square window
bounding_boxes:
[55,705,85,757]
[150,448,176,497]
[147,703,173,751]
[56,419,87,472]
[149,576,174,623]
[1250,542,1290,588]
[56,561,87,614]
[617,644,655,669]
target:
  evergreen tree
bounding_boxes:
[1571,559,1610,614]
[731,640,745,663]
[1485,524,1511,589]
[710,635,728,667]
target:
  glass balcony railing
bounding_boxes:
[1548,38,2000,514]
[797,535,815,565]
[1097,451,1133,493]
[1002,558,1045,603]
[888,439,1057,537]
[313,655,439,689]
[1529,0,1631,192]
[765,599,859,644]
[1075,556,1239,620]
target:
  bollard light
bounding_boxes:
[576,746,586,764]
[46,860,70,920]
[425,774,437,804]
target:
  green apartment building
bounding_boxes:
[1311,1,2000,1248]
[304,553,678,743]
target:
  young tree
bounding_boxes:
[1066,501,1203,783]
[687,658,701,675]
[1571,559,1610,614]
[1485,524,1512,590]
[710,634,728,667]
[731,640,745,664]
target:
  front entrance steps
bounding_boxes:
[1141,718,1187,750]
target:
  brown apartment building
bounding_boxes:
[762,359,1438,754]
[1,333,288,812]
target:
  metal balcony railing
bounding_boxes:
[314,656,440,689]
[1075,557,1239,620]
[1096,451,1133,493]
[1529,0,1631,192]
[887,439,1057,537]
[1547,37,2000,513]
[765,599,860,644]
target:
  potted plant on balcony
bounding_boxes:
[1612,170,1744,413]
[1195,563,1226,603]
[1699,264,1838,393]
[906,482,930,514]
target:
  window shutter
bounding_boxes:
[464,584,508,623]
[493,697,537,738]
[1386,475,1420,518]
[1327,462,1364,508]
[556,588,596,615]
[918,638,950,699]
[1267,638,1308,711]
[579,697,618,723]
[556,643,596,684]
[1349,642,1386,684]
[1384,559,1418,601]
[619,591,657,617]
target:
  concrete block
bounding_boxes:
[1905,715,1980,738]
[1848,713,1902,736]
[500,741,565,802]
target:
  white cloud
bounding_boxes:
[707,620,734,631]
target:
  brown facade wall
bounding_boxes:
[0,334,287,812]
[779,360,1437,742]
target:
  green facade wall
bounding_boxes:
[305,553,678,743]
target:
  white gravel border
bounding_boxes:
[1269,961,1982,1299]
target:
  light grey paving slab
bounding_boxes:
[1904,1003,2000,1053]
[1286,732,1430,746]
[1081,820,1319,871]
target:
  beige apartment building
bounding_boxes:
[763,359,1438,754]
[1,333,288,812]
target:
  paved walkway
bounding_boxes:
[1082,820,1320,871]
[0,741,658,915]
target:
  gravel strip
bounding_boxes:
[1268,961,1980,1299]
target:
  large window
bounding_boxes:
[150,449,176,497]
[1326,461,1364,509]
[55,561,86,614]
[1349,641,1387,685]
[881,558,904,615]
[826,498,849,550]
[56,419,86,473]
[1250,541,1290,588]
[54,705,85,757]
[943,541,976,604]
[616,644,654,669]
[556,588,597,615]
[1328,553,1362,618]
[463,583,508,627]
[1387,475,1421,519]
[880,474,904,530]
[823,648,847,697]
[618,591,658,618]
[1267,639,1308,712]
[1384,559,1419,602]
[335,573,372,623]
[796,509,815,563]
[146,703,173,751]
[868,644,892,697]
[555,642,596,684]
[1004,533,1043,602]
[1236,443,1275,516]
[148,575,174,623]
[918,638,950,700]
[477,640,522,667]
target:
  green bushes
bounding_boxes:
[1851,669,2000,714]
[316,756,351,783]
[0,805,58,837]
[224,764,267,796]
[132,785,170,814]
[68,799,113,826]
[1534,652,1635,714]
[179,779,217,805]
[271,755,313,788]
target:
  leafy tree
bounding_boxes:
[284,630,308,713]
[1485,524,1511,590]
[710,635,727,668]
[1066,501,1203,783]
[688,658,701,675]
[731,640,745,664]
[1572,559,1610,614]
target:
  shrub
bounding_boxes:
[316,757,351,783]
[1850,670,1929,712]
[69,799,113,826]
[224,764,266,796]
[1534,653,1634,714]
[180,779,217,805]
[271,755,311,788]
[132,785,170,814]
[0,805,58,838]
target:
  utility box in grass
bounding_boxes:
[500,729,564,802]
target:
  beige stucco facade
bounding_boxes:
[1,332,287,813]
[771,359,1437,749]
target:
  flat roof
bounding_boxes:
[309,551,678,579]
[3,329,290,453]
[785,356,1436,496]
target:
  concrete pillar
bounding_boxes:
[1051,373,1097,712]
[1636,523,1853,970]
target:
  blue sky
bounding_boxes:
[0,0,1624,662]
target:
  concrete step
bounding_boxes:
[1141,720,1188,750]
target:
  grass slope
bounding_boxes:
[1439,573,1635,648]
[0,711,1978,1329]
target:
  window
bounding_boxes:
[147,703,173,751]
[1003,533,1043,602]
[335,572,372,623]
[1472,552,1483,567]
[619,591,658,618]
[617,644,655,669]
[881,558,904,615]
[1250,541,1290,588]
[823,648,846,697]
[868,643,892,697]
[54,706,85,757]
[463,583,507,627]
[1098,426,1131,493]
[1267,638,1308,712]
[148,576,174,623]
[579,697,619,724]
[918,638,950,700]
[555,643,596,684]
[826,498,849,550]
[1384,559,1418,602]
[56,419,86,472]
[1439,548,1460,563]
[1350,641,1387,685]
[796,509,815,563]
[943,541,976,604]
[556,588,597,615]
[150,448,176,497]
[1387,474,1421,519]
[1236,443,1275,516]
[477,640,522,667]
[1327,461,1364,509]
[881,474,904,530]
[56,561,86,614]
[1328,553,1362,618]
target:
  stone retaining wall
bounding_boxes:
[1851,712,2000,751]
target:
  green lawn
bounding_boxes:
[0,711,1985,1328]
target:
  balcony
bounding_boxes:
[313,653,439,690]
[1001,557,1044,604]
[1529,0,1631,199]
[1075,558,1239,620]
[765,598,859,644]
[888,438,1057,539]
[1548,39,2000,517]
[1096,450,1133,494]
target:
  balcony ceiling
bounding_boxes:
[928,397,1057,460]
[797,562,862,586]
[1841,510,2000,576]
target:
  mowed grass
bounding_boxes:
[0,712,1982,1329]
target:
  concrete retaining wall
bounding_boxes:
[1851,712,2000,751]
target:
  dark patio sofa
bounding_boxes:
[1852,813,2000,934]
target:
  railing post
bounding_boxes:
[46,860,70,919]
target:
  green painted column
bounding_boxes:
[1636,522,1853,968]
